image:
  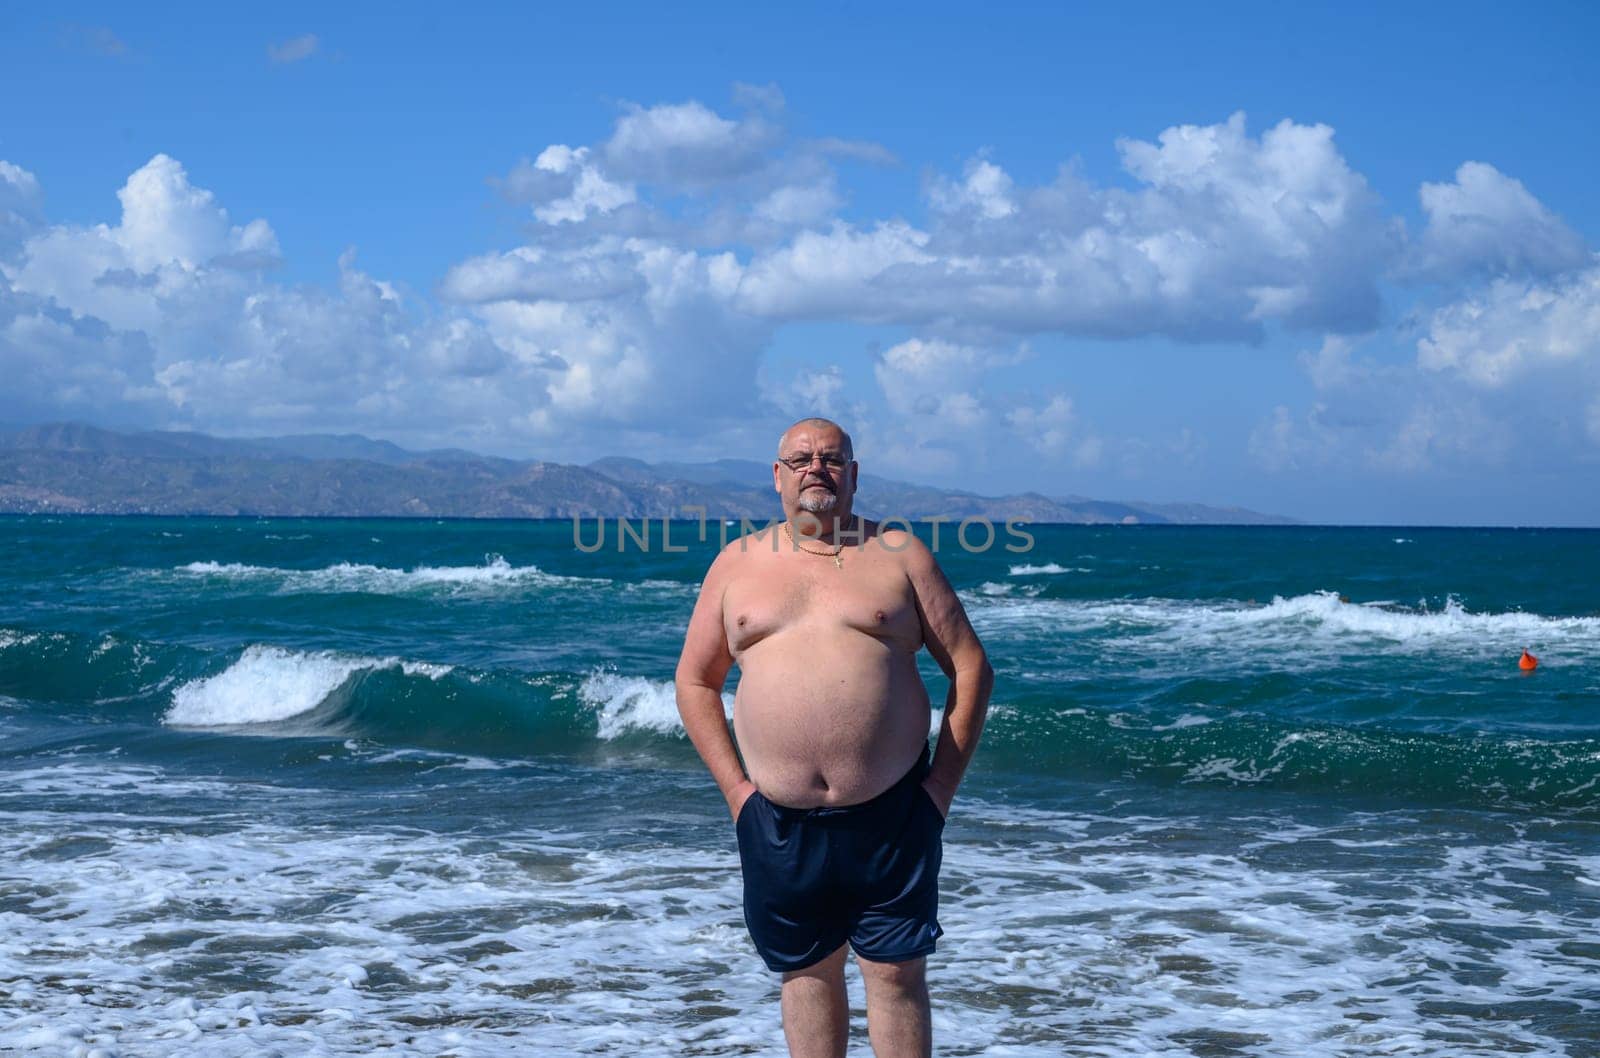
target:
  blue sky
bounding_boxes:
[2,2,1597,524]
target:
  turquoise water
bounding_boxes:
[2,516,1598,1056]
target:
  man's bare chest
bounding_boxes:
[722,551,922,655]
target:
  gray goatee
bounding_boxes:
[797,489,838,514]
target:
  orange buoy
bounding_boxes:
[1519,650,1539,671]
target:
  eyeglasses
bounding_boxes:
[778,452,849,473]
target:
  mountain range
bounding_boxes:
[0,422,1294,524]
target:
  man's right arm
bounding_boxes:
[674,548,757,821]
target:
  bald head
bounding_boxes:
[778,417,853,462]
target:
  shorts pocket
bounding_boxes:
[917,784,947,829]
[735,789,762,830]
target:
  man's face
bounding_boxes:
[774,425,856,517]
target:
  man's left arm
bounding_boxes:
[902,534,994,818]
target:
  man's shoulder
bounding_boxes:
[872,520,916,544]
[709,523,781,569]
[865,519,933,561]
[870,515,940,573]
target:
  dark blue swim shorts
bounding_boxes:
[734,745,946,973]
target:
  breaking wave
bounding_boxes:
[168,554,608,595]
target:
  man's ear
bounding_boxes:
[772,462,783,494]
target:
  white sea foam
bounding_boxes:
[962,589,1600,668]
[172,553,606,596]
[166,646,377,726]
[1234,591,1591,644]
[978,581,1044,597]
[2,761,284,802]
[1,764,1596,1056]
[628,578,697,596]
[399,660,454,680]
[178,560,259,575]
[0,628,39,650]
[1008,562,1091,575]
[362,748,512,771]
[165,646,454,728]
[1153,712,1215,731]
[580,671,730,739]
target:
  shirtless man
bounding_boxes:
[675,418,993,1058]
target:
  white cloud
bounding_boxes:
[602,101,773,185]
[1008,394,1099,466]
[1366,399,1514,474]
[0,157,560,450]
[859,338,1004,475]
[875,338,991,424]
[1411,162,1587,282]
[761,364,847,419]
[1248,403,1337,473]
[1255,270,1600,478]
[0,281,160,423]
[0,162,42,207]
[754,181,840,226]
[267,34,319,65]
[0,161,44,253]
[8,155,279,335]
[440,243,643,304]
[1417,263,1600,388]
[497,98,881,252]
[1253,361,1503,476]
[929,158,1017,220]
[732,113,1399,341]
[7,150,281,336]
[115,154,277,272]
[142,252,562,444]
[505,145,638,225]
[737,222,933,319]
[1301,335,1359,390]
[1,94,1595,491]
[1102,114,1390,332]
[451,242,765,435]
[1252,396,1498,477]
[861,338,1107,480]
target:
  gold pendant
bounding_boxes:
[833,553,843,569]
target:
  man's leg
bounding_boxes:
[856,953,931,1058]
[780,943,849,1058]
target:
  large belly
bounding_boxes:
[733,628,931,807]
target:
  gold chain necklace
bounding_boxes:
[782,519,850,568]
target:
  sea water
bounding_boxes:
[1,516,1597,1056]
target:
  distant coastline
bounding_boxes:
[0,422,1295,525]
